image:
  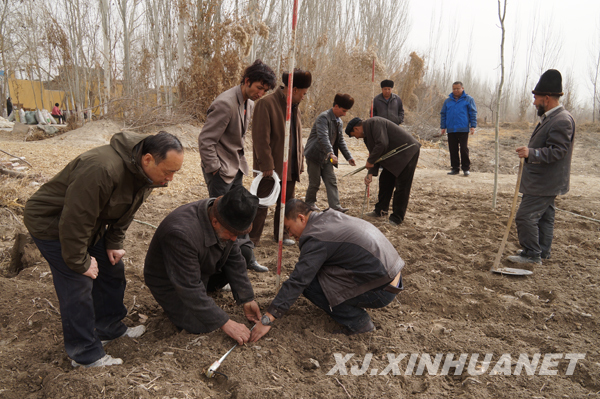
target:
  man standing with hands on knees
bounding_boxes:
[24,131,184,367]
[508,69,575,265]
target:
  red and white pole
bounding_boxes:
[276,0,299,290]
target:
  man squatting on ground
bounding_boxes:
[303,93,356,213]
[250,199,404,341]
[372,79,404,125]
[440,81,477,176]
[345,116,421,226]
[250,69,312,247]
[198,59,277,273]
[24,131,184,368]
[144,186,265,345]
[507,69,575,265]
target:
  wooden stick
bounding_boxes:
[0,148,33,167]
[491,158,524,271]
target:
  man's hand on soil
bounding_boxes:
[221,320,251,345]
[243,301,261,323]
[249,322,271,342]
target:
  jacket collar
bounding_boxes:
[199,199,219,248]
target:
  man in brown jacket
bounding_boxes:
[24,131,184,367]
[249,69,312,246]
[346,117,420,226]
[198,60,276,272]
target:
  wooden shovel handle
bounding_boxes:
[491,158,525,271]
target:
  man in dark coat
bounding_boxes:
[507,69,575,265]
[24,131,184,367]
[346,117,421,226]
[250,69,311,247]
[372,79,404,125]
[144,186,264,345]
[249,199,404,341]
[304,93,356,213]
[6,97,13,118]
[198,59,277,272]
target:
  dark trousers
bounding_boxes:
[447,132,470,171]
[31,236,127,365]
[515,194,556,258]
[374,150,419,224]
[202,168,255,263]
[249,178,296,245]
[302,276,399,332]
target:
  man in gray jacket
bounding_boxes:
[144,186,264,345]
[304,93,356,213]
[508,69,575,265]
[373,80,404,125]
[250,199,404,341]
[198,59,276,272]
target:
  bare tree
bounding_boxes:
[589,19,600,123]
[492,0,507,209]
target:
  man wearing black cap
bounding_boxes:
[346,116,420,226]
[440,82,477,176]
[250,68,312,247]
[507,69,575,265]
[144,186,265,345]
[304,93,357,213]
[373,80,404,125]
[199,59,277,272]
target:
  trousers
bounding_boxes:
[515,194,556,258]
[447,132,470,171]
[31,236,127,365]
[305,159,340,209]
[249,178,296,245]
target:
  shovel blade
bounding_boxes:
[491,267,533,276]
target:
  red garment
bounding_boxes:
[52,106,62,116]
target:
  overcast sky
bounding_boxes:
[405,0,600,101]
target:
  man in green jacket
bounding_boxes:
[24,131,184,368]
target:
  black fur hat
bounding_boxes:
[334,93,354,110]
[380,79,394,88]
[345,117,362,136]
[532,69,563,96]
[214,185,259,235]
[282,69,312,89]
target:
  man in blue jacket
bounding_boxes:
[440,82,477,176]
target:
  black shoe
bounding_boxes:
[447,169,460,175]
[333,320,375,336]
[307,204,321,212]
[365,211,384,217]
[507,253,542,265]
[518,249,550,259]
[331,206,349,213]
[463,170,470,176]
[248,260,269,272]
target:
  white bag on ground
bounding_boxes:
[19,109,25,123]
[36,110,47,125]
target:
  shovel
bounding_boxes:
[490,158,533,276]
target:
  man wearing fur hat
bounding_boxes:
[507,69,575,265]
[199,59,277,272]
[144,186,265,345]
[373,79,404,125]
[250,68,312,247]
[304,93,357,213]
[346,117,420,226]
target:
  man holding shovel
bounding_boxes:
[508,69,575,265]
[346,116,420,226]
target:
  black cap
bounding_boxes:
[214,186,259,235]
[334,93,354,110]
[532,69,563,96]
[345,117,362,136]
[380,79,394,88]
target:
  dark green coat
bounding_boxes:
[24,132,156,273]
